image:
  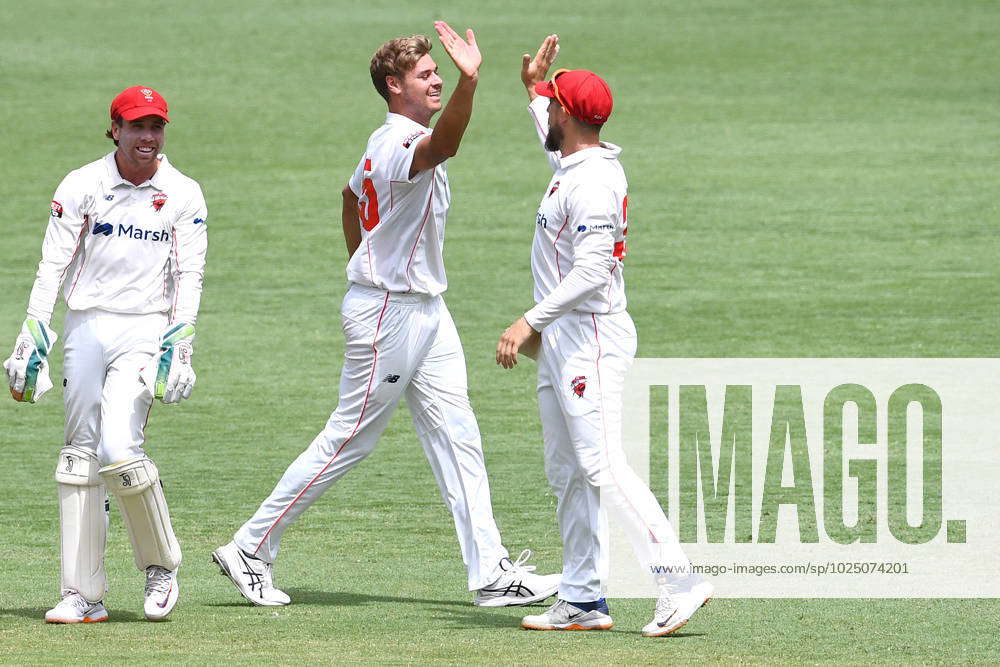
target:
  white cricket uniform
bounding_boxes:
[234,112,508,590]
[525,96,690,601]
[29,151,208,464]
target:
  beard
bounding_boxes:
[544,124,563,152]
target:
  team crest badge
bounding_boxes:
[570,375,587,398]
[140,88,154,101]
[50,201,63,218]
[151,192,167,211]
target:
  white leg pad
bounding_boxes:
[99,457,182,571]
[55,445,108,603]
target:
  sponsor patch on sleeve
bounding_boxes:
[50,201,63,218]
[402,130,426,148]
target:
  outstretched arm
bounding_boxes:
[521,34,559,101]
[522,34,562,170]
[410,21,482,177]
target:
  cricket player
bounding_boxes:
[4,85,207,622]
[212,22,559,608]
[496,36,713,635]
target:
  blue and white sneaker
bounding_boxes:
[474,549,560,607]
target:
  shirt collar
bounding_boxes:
[558,142,622,169]
[385,112,428,131]
[102,151,170,189]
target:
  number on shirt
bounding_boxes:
[358,158,381,231]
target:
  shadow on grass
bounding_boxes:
[204,590,707,635]
[0,608,147,623]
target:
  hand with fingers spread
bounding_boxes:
[522,34,560,97]
[434,21,481,80]
[496,317,541,369]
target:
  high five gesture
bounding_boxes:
[522,34,560,98]
[435,21,481,80]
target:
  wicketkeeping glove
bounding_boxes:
[140,323,196,404]
[3,318,58,403]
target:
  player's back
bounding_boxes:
[346,114,451,296]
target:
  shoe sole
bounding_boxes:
[521,621,614,631]
[211,550,286,607]
[642,597,712,637]
[475,585,560,607]
[45,615,108,624]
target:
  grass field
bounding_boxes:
[1,0,998,664]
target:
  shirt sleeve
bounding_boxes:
[348,154,366,197]
[169,184,208,326]
[384,129,430,182]
[523,184,619,330]
[26,173,89,325]
[528,96,561,173]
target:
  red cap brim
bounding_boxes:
[534,80,557,98]
[120,106,170,122]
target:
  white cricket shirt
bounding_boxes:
[523,96,628,331]
[347,112,451,295]
[27,152,208,326]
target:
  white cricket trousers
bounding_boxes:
[63,308,164,463]
[538,310,690,602]
[235,283,508,590]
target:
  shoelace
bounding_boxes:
[146,567,173,596]
[65,593,93,612]
[506,549,538,574]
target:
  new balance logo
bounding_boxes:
[383,374,400,384]
[92,222,113,236]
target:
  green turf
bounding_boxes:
[1,0,998,664]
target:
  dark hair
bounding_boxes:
[105,116,123,145]
[369,35,432,102]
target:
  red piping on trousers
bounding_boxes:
[253,291,392,555]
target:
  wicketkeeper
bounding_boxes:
[4,85,208,623]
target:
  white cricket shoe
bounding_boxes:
[144,566,179,621]
[474,549,561,607]
[44,592,109,624]
[212,541,290,607]
[642,574,713,637]
[521,599,614,631]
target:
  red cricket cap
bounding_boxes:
[110,86,170,122]
[534,69,613,125]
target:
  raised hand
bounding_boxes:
[435,21,481,79]
[522,34,560,93]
